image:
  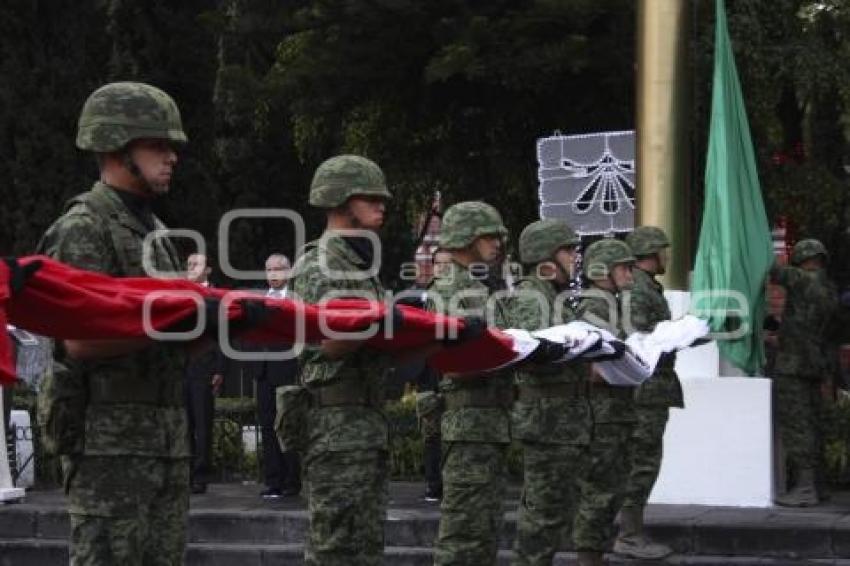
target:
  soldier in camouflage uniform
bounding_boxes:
[37,82,189,565]
[289,155,395,565]
[613,226,680,559]
[573,238,636,566]
[510,219,592,566]
[770,239,838,507]
[427,201,513,565]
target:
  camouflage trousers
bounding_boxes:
[304,449,388,566]
[64,455,189,566]
[573,422,632,552]
[774,375,823,470]
[621,405,670,508]
[434,441,509,565]
[512,442,587,565]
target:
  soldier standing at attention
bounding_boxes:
[510,219,592,566]
[771,239,838,507]
[289,155,395,565]
[37,82,190,565]
[613,226,680,559]
[426,201,513,565]
[572,238,637,566]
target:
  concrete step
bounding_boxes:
[4,539,850,566]
[3,502,850,560]
[5,484,850,562]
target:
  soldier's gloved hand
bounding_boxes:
[164,297,223,336]
[658,351,677,365]
[230,298,273,334]
[525,338,570,364]
[3,257,42,295]
[443,316,485,346]
[169,297,272,339]
[586,340,627,362]
[763,314,781,332]
[379,304,405,335]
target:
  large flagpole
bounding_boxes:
[636,0,692,290]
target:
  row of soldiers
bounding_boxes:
[300,161,838,565]
[34,80,837,566]
[287,149,690,565]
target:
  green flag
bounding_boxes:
[691,0,773,375]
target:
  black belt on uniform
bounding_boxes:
[311,380,375,407]
[516,382,585,402]
[443,387,514,409]
[588,382,635,400]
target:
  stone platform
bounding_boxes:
[3,482,850,565]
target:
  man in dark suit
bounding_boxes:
[248,253,300,500]
[184,253,226,494]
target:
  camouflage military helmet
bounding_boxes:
[76,82,187,152]
[791,238,828,266]
[626,226,670,257]
[518,219,580,264]
[309,155,392,207]
[439,201,507,249]
[583,238,635,280]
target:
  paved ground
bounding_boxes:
[7,483,850,565]
[15,480,850,520]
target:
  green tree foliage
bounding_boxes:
[0,1,109,255]
[2,1,849,290]
[261,0,636,284]
[694,0,850,285]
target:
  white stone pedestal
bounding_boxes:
[10,410,34,488]
[0,387,25,503]
[646,292,773,507]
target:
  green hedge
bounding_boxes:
[23,385,850,487]
[822,395,850,486]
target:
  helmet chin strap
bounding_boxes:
[121,150,155,196]
[548,260,571,291]
[343,206,363,230]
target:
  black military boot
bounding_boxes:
[576,550,605,565]
[613,505,673,559]
[775,467,819,507]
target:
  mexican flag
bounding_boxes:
[691,0,774,375]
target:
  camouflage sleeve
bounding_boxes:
[578,292,619,336]
[425,278,488,319]
[578,294,611,325]
[626,286,656,333]
[424,283,451,315]
[291,253,334,305]
[505,285,546,331]
[290,249,370,381]
[770,264,803,289]
[37,212,113,274]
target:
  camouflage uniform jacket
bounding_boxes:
[37,182,188,458]
[770,264,838,380]
[290,233,391,453]
[626,267,683,408]
[427,261,512,444]
[509,273,590,445]
[578,284,636,424]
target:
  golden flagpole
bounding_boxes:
[636,0,693,289]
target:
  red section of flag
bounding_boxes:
[0,257,520,384]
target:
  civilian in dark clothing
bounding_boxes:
[184,253,225,494]
[247,253,300,500]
